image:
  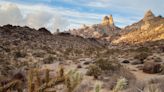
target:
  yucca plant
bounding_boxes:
[65,70,83,92]
[112,77,128,92]
[144,84,161,92]
[95,84,101,92]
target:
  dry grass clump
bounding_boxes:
[127,76,164,92]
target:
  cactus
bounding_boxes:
[45,69,50,84]
[65,70,83,92]
[112,77,128,92]
[95,84,101,92]
[28,69,34,92]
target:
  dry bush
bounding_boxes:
[134,52,149,61]
[86,64,101,79]
[95,58,121,72]
[33,51,46,57]
[42,55,56,64]
[135,46,150,52]
[127,77,164,92]
[14,50,27,58]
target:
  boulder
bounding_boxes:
[143,62,161,74]
[131,59,143,65]
[83,61,90,65]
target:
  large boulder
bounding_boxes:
[131,59,143,65]
[143,61,161,74]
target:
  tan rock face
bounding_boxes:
[143,10,155,21]
[109,15,115,27]
[102,15,115,27]
[102,16,109,26]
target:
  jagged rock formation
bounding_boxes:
[112,10,164,44]
[102,15,115,27]
[143,10,155,21]
[70,15,120,39]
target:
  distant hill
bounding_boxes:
[112,10,164,44]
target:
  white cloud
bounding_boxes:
[0,2,69,33]
[0,3,23,25]
[25,11,53,29]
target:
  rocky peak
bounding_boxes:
[102,15,115,27]
[143,10,155,21]
[102,16,109,26]
[109,15,115,27]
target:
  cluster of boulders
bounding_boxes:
[122,55,163,74]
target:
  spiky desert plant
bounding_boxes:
[65,70,83,92]
[0,80,22,92]
[112,77,128,92]
[28,69,34,92]
[95,84,101,92]
[34,69,42,92]
[145,84,161,92]
[59,65,64,77]
[45,69,50,84]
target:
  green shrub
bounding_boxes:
[95,58,120,71]
[86,64,101,79]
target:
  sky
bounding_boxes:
[0,0,163,33]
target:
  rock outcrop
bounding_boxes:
[70,14,120,39]
[102,15,115,27]
[143,10,155,21]
[112,10,164,44]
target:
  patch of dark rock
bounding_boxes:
[83,61,90,65]
[121,60,130,64]
[77,65,82,68]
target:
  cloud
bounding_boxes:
[0,3,23,25]
[25,11,53,29]
[0,2,69,33]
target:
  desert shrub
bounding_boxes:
[42,55,56,64]
[134,52,149,61]
[33,51,46,57]
[95,58,121,71]
[135,46,149,52]
[104,49,121,56]
[14,51,27,58]
[64,48,73,55]
[74,49,83,55]
[86,64,101,79]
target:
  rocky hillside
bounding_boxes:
[0,24,105,50]
[112,10,164,44]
